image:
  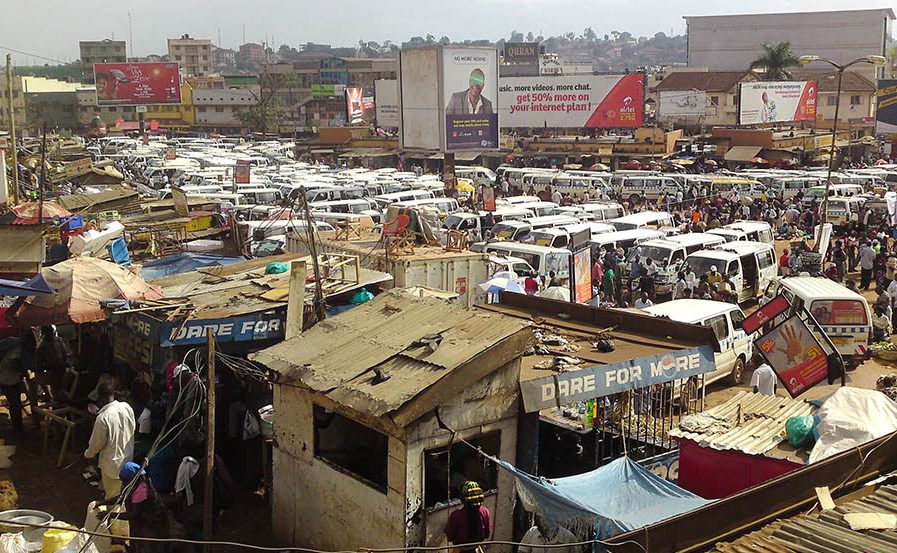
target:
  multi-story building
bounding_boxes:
[144,80,194,129]
[212,46,236,70]
[167,35,213,77]
[1,76,82,132]
[79,39,127,84]
[685,9,895,80]
[0,76,27,132]
[193,87,257,130]
[262,56,396,131]
[237,43,267,68]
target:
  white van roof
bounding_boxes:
[643,299,741,324]
[484,242,569,255]
[776,276,866,302]
[688,249,740,262]
[725,220,772,233]
[664,233,726,248]
[718,240,774,255]
[526,215,579,227]
[590,229,665,245]
[609,211,672,224]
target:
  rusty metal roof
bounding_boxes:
[711,484,897,552]
[251,289,532,424]
[671,391,817,456]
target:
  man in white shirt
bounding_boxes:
[85,382,136,498]
[751,363,777,395]
[859,241,876,290]
[519,515,580,553]
[634,291,653,310]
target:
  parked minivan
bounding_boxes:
[644,299,752,385]
[724,221,774,244]
[686,241,777,303]
[618,175,682,204]
[609,211,674,231]
[588,229,665,259]
[626,233,726,292]
[762,276,872,367]
[482,242,572,281]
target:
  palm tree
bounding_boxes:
[750,42,800,81]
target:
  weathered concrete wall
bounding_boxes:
[272,384,407,550]
[404,359,521,552]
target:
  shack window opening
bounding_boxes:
[423,431,500,509]
[313,405,388,492]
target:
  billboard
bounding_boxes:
[738,81,817,125]
[399,48,442,150]
[572,248,592,304]
[374,79,399,128]
[346,87,364,125]
[754,316,829,398]
[443,47,499,151]
[875,79,897,134]
[93,62,181,106]
[658,90,707,117]
[498,74,643,128]
[311,84,345,97]
[504,42,539,64]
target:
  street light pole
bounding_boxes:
[798,54,886,249]
[821,67,844,228]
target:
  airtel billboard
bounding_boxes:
[93,62,182,106]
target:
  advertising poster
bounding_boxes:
[875,79,897,134]
[755,316,829,398]
[504,42,539,64]
[738,81,817,125]
[346,87,364,125]
[443,47,499,151]
[93,63,181,106]
[374,79,399,128]
[234,165,251,185]
[498,74,643,128]
[573,248,592,304]
[658,90,707,118]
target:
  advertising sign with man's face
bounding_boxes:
[93,63,181,106]
[442,47,499,151]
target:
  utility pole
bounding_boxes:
[128,9,134,59]
[5,54,19,204]
[39,122,47,224]
[204,330,217,553]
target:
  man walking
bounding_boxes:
[85,382,136,498]
[859,241,876,290]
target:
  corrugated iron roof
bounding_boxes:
[671,391,817,456]
[252,289,531,422]
[711,484,897,552]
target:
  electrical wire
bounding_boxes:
[6,519,648,553]
[0,45,71,65]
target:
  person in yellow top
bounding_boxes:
[706,265,724,287]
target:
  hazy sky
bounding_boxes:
[1,0,893,65]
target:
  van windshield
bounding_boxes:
[524,231,560,247]
[629,245,673,267]
[686,255,724,277]
[491,223,526,240]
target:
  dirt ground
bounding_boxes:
[0,413,273,549]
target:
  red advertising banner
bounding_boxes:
[743,294,790,334]
[94,63,181,106]
[755,316,829,398]
[234,165,251,184]
[573,248,592,304]
[346,87,364,125]
[482,187,496,212]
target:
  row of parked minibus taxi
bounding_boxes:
[470,201,873,386]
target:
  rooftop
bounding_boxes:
[710,483,897,552]
[251,289,533,428]
[791,70,877,93]
[653,71,755,93]
[671,390,817,462]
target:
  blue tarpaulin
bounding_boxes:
[0,276,53,297]
[141,253,245,281]
[495,456,711,538]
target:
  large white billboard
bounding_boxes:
[374,79,399,128]
[498,74,644,128]
[399,48,442,150]
[658,90,707,118]
[442,47,499,151]
[738,81,817,125]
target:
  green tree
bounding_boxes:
[235,96,283,134]
[750,41,800,81]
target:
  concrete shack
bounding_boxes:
[251,289,534,551]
